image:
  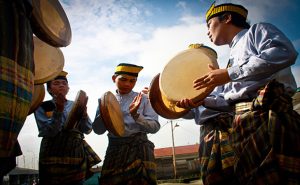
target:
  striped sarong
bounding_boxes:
[230,80,300,185]
[199,113,237,185]
[39,130,101,185]
[99,133,157,185]
[0,0,34,160]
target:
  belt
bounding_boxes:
[234,101,253,114]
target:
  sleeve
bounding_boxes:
[203,86,232,112]
[181,110,195,119]
[134,95,161,134]
[92,99,107,135]
[228,23,298,81]
[78,116,93,134]
[34,106,63,137]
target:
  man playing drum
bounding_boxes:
[173,44,236,185]
[93,63,160,185]
[178,1,299,185]
[34,71,101,185]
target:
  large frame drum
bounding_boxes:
[159,44,218,103]
[64,90,88,130]
[100,91,125,137]
[33,36,64,85]
[31,0,72,47]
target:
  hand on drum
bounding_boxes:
[129,92,142,116]
[176,98,203,109]
[141,87,149,94]
[193,64,230,90]
[77,96,89,119]
[53,93,66,112]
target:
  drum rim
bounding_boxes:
[64,90,87,129]
[28,84,45,115]
[31,0,72,47]
[149,73,189,119]
[100,91,125,137]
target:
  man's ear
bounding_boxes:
[223,13,232,23]
[112,75,116,82]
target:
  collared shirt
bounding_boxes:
[184,86,233,125]
[93,90,160,137]
[187,22,297,125]
[34,100,92,137]
[225,22,297,102]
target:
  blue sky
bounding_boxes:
[18,0,300,169]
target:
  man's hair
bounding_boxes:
[217,12,250,29]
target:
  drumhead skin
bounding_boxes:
[149,73,189,119]
[33,36,65,85]
[65,90,88,129]
[159,46,219,103]
[28,84,45,115]
[100,91,125,137]
[31,0,72,47]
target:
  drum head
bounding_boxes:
[65,90,88,129]
[100,91,125,137]
[28,84,45,115]
[159,47,218,103]
[149,74,189,119]
[33,36,64,85]
[31,0,72,47]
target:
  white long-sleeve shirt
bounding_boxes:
[34,100,92,137]
[93,90,160,137]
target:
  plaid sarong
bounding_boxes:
[230,80,300,185]
[39,130,101,185]
[199,113,237,185]
[99,133,157,185]
[0,0,34,159]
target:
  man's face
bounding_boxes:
[207,16,228,46]
[48,79,69,97]
[112,74,137,94]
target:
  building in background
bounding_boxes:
[154,144,200,180]
[3,167,38,185]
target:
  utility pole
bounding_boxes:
[171,120,177,179]
[23,155,26,168]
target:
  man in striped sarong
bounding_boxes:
[0,0,34,183]
[177,45,237,185]
[34,72,101,185]
[231,80,300,185]
[179,1,299,184]
[93,63,160,185]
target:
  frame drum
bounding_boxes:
[65,90,88,130]
[149,73,189,119]
[159,44,219,103]
[33,36,64,85]
[28,84,45,115]
[31,0,72,47]
[100,91,125,137]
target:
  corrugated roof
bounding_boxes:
[154,144,199,158]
